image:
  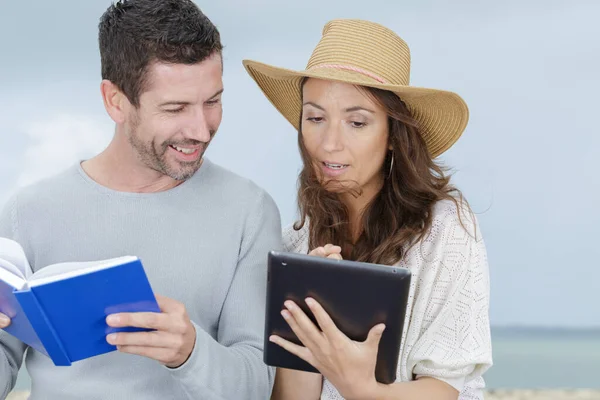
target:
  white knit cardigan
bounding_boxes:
[281,199,493,400]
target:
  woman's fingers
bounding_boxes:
[309,244,342,259]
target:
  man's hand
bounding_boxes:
[106,294,196,368]
[0,313,10,329]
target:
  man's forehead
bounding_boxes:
[143,55,223,99]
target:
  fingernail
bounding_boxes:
[305,298,315,306]
[0,315,9,325]
[284,301,294,310]
[378,324,386,333]
[269,335,277,343]
[281,310,290,319]
[106,315,118,325]
[106,333,116,343]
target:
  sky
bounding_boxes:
[0,0,598,327]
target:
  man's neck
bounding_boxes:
[81,135,185,193]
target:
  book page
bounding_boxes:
[29,256,139,287]
[0,237,32,279]
[0,266,26,290]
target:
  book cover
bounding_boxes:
[0,248,160,366]
[0,279,47,356]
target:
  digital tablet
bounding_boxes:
[264,250,412,384]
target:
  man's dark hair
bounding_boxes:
[98,0,223,107]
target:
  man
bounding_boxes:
[0,0,281,399]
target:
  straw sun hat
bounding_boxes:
[242,19,469,158]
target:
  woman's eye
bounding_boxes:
[307,117,324,123]
[350,121,366,128]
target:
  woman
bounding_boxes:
[243,19,492,400]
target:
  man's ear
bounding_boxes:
[100,80,129,124]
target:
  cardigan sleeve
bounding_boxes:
[282,223,309,254]
[405,202,493,393]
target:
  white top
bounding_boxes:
[282,199,493,400]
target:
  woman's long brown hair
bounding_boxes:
[294,81,466,265]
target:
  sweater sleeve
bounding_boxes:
[0,194,29,399]
[168,189,282,399]
[406,204,493,393]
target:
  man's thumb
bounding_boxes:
[0,314,11,329]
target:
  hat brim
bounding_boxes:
[243,59,469,158]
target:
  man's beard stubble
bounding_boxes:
[127,115,211,181]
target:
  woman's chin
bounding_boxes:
[320,178,360,194]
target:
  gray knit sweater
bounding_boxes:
[0,158,282,400]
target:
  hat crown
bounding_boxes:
[306,19,411,86]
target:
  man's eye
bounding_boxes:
[165,108,184,114]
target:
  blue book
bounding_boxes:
[0,237,160,366]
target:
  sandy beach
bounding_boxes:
[7,390,600,399]
[485,390,600,400]
[7,393,27,400]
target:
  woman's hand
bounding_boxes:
[308,244,343,260]
[269,297,385,400]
